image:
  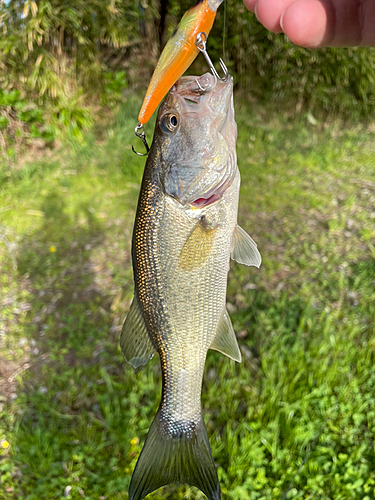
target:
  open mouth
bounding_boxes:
[168,73,234,210]
[190,171,232,208]
[191,193,222,208]
[172,72,215,97]
[190,98,235,209]
[190,141,234,208]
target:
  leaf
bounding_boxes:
[30,1,38,17]
[22,3,29,18]
[35,54,43,67]
[307,111,318,126]
[0,116,8,129]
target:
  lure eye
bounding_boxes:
[160,113,179,134]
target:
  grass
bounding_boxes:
[0,95,375,500]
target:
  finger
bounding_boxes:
[362,0,375,46]
[282,0,375,47]
[253,0,298,33]
[245,0,375,47]
[326,0,375,47]
[243,0,257,12]
[280,0,328,47]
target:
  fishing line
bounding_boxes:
[222,0,227,61]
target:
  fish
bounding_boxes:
[137,0,220,126]
[121,71,261,500]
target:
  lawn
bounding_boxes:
[0,96,375,500]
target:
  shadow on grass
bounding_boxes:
[8,190,148,499]
[16,190,115,364]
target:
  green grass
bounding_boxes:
[0,96,375,500]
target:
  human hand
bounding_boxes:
[243,0,375,47]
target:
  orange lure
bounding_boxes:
[138,0,216,126]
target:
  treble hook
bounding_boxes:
[132,123,150,156]
[195,32,229,82]
[195,78,206,92]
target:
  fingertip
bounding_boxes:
[281,0,328,47]
[255,0,286,33]
[243,0,257,13]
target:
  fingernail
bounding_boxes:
[254,2,259,19]
[280,11,285,31]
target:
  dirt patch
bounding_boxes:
[0,356,23,400]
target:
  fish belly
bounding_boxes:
[154,172,240,425]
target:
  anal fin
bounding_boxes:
[210,308,241,363]
[120,294,156,373]
[231,224,261,268]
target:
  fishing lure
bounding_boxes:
[133,0,227,156]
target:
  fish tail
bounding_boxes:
[129,410,221,500]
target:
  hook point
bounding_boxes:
[195,32,229,82]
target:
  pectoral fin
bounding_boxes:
[231,224,261,268]
[210,308,241,362]
[120,295,156,373]
[178,219,217,271]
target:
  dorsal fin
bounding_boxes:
[210,308,241,362]
[231,224,261,268]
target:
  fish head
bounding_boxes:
[155,72,237,208]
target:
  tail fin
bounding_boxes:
[129,410,221,500]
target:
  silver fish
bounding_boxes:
[121,72,261,500]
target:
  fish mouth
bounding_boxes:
[191,90,235,208]
[190,194,221,208]
[190,169,231,208]
[161,73,236,209]
[173,74,236,209]
[171,73,215,99]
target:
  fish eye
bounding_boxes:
[160,113,179,134]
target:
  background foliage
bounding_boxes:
[0,0,140,97]
[0,0,375,162]
[1,1,375,499]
